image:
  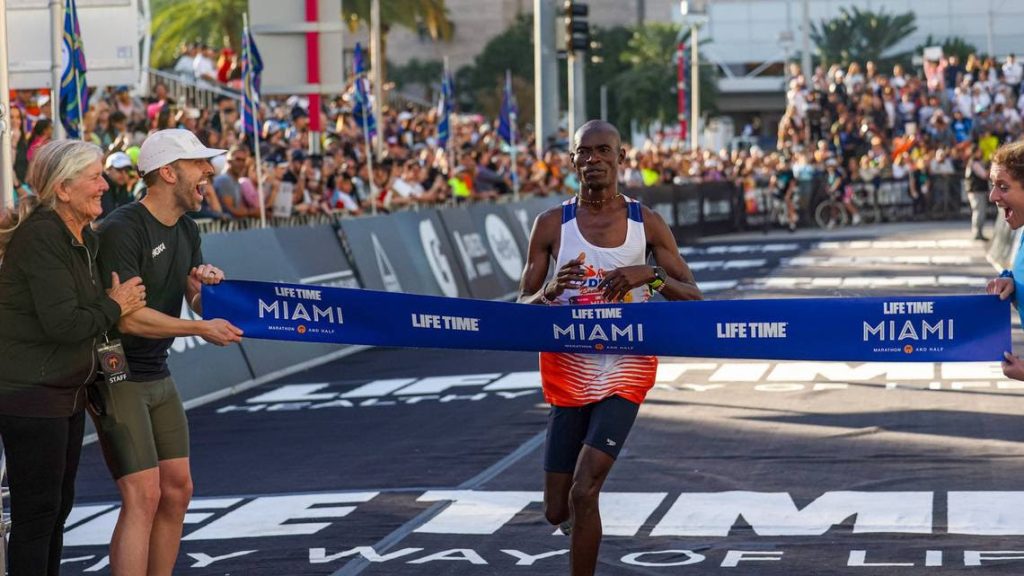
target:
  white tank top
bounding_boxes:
[540,195,657,407]
[553,195,651,306]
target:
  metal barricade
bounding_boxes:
[145,68,241,109]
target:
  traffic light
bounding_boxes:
[563,1,589,53]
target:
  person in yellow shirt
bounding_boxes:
[978,130,1000,161]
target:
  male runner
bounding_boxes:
[519,120,702,575]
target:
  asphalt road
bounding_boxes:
[60,220,1024,575]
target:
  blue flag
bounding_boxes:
[497,70,516,145]
[437,70,454,147]
[352,43,376,137]
[242,29,264,137]
[60,0,88,138]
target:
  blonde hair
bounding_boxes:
[0,139,103,259]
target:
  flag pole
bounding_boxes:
[50,0,65,139]
[360,99,376,214]
[70,0,85,140]
[359,74,378,215]
[243,15,266,228]
[508,70,519,202]
[1,0,14,213]
[444,56,454,195]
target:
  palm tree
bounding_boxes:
[150,0,247,69]
[149,0,454,76]
[810,6,917,68]
[343,0,454,82]
[610,23,717,132]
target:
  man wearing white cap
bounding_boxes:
[100,151,137,219]
[94,129,243,576]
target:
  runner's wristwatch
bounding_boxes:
[648,266,666,292]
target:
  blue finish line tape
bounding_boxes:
[203,280,1012,362]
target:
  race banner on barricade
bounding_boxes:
[204,280,1011,362]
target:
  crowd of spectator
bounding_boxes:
[6,44,1023,230]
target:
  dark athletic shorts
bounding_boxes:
[89,376,190,479]
[544,395,640,474]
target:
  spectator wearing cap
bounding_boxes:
[176,107,201,133]
[286,106,309,144]
[94,128,242,575]
[113,86,145,123]
[259,120,287,163]
[100,152,137,219]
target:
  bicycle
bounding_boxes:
[759,189,797,233]
[813,182,880,229]
[814,193,849,228]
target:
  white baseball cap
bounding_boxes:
[137,128,226,175]
[104,151,133,170]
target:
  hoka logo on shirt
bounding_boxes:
[152,242,167,258]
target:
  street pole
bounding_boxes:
[801,0,811,80]
[533,0,558,157]
[986,0,995,57]
[304,0,322,154]
[599,84,608,121]
[690,22,699,151]
[567,49,586,142]
[50,0,65,139]
[370,0,383,157]
[1,0,14,213]
[677,41,686,143]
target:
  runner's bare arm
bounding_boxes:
[518,209,585,304]
[645,207,702,301]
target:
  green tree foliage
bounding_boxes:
[150,0,247,69]
[459,14,534,119]
[344,0,453,42]
[915,35,979,63]
[150,0,454,74]
[608,23,716,133]
[344,0,454,82]
[584,26,634,125]
[810,6,917,68]
[390,58,445,101]
[456,18,715,135]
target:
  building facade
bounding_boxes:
[373,0,1024,140]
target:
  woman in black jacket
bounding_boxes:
[0,140,147,576]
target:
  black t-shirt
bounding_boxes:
[97,202,202,380]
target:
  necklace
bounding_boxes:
[576,192,621,206]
